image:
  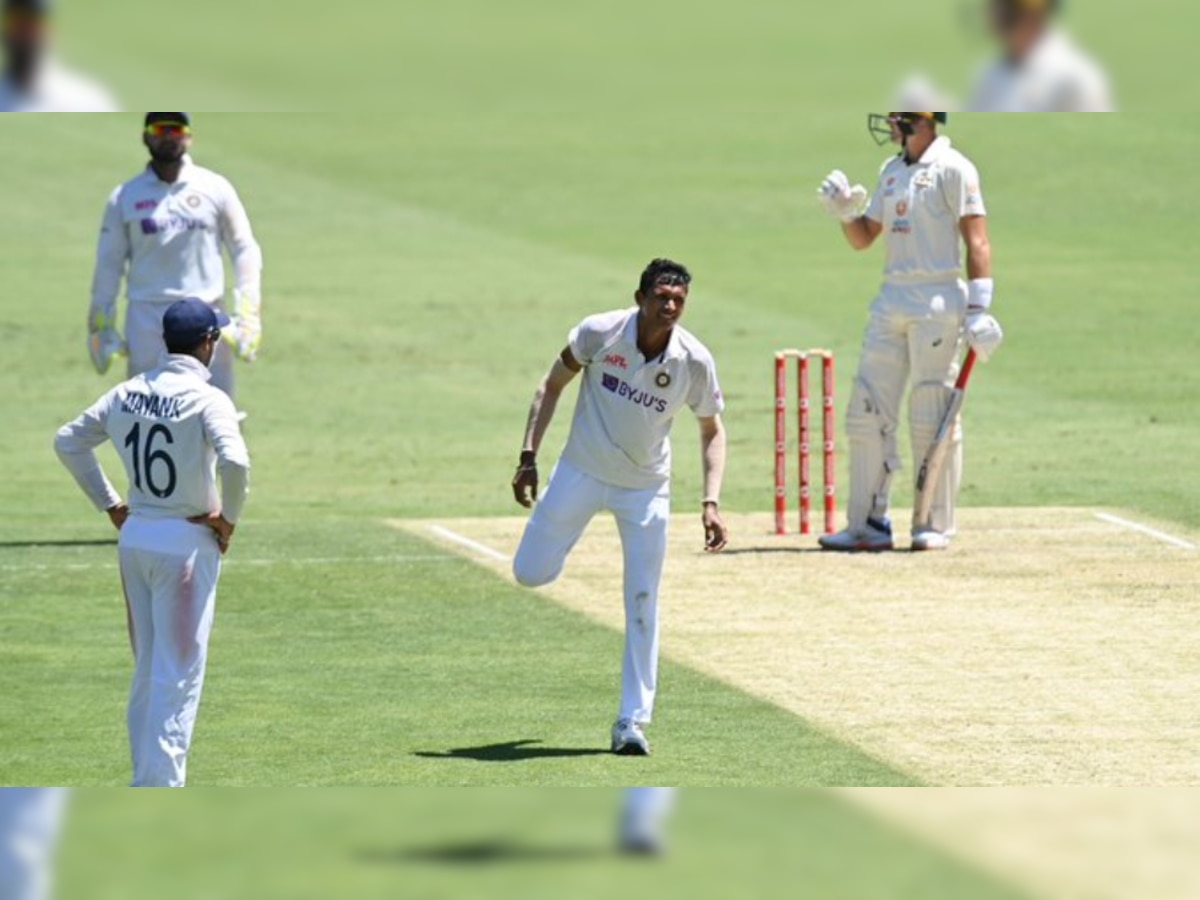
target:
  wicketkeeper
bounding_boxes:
[88,113,263,400]
[816,112,1003,551]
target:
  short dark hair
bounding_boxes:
[638,258,692,294]
[164,335,203,355]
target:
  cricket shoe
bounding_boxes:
[818,517,894,552]
[619,813,665,856]
[911,529,951,552]
[611,718,651,756]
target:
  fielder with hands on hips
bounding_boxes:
[55,299,250,786]
[816,112,1003,552]
[88,112,263,400]
[510,258,727,756]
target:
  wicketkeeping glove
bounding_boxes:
[221,288,262,362]
[87,307,126,375]
[817,169,869,222]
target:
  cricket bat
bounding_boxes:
[914,348,978,529]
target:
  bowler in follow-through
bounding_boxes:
[510,258,728,756]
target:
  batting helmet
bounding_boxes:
[868,112,948,145]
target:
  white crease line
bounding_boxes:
[0,554,458,573]
[427,525,511,563]
[1093,512,1197,551]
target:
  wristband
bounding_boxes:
[702,499,719,509]
[518,450,537,467]
[967,277,994,311]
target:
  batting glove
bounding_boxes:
[87,307,126,375]
[817,170,869,222]
[965,310,1004,362]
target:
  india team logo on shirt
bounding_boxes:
[655,371,671,388]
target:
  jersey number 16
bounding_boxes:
[123,422,177,498]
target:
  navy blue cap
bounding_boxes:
[145,112,190,127]
[163,299,229,347]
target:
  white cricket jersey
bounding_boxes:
[0,61,118,111]
[969,28,1113,112]
[90,156,263,316]
[55,354,251,522]
[560,307,724,490]
[865,136,986,285]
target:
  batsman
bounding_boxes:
[816,112,1004,551]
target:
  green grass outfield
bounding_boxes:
[1,114,1197,792]
[50,1,1200,110]
[50,789,1034,900]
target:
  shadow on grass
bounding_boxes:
[718,546,826,555]
[0,539,118,548]
[358,840,611,866]
[413,739,609,762]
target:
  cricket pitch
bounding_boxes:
[391,508,1200,788]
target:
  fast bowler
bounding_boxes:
[510,258,728,756]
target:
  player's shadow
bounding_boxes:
[358,841,610,866]
[719,545,826,555]
[413,739,609,762]
[0,538,118,548]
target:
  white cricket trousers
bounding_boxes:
[118,517,221,787]
[845,280,967,534]
[512,458,669,725]
[0,789,67,900]
[126,300,236,398]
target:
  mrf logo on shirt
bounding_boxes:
[600,373,668,413]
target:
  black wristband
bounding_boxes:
[518,450,537,467]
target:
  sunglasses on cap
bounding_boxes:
[145,122,191,138]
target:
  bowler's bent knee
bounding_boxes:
[512,545,561,588]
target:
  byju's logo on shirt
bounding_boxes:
[601,373,668,413]
[140,216,210,236]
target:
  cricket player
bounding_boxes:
[969,0,1112,111]
[88,113,263,399]
[816,113,1003,552]
[510,258,728,755]
[0,789,67,900]
[55,299,251,786]
[0,0,116,111]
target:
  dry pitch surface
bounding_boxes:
[391,508,1200,788]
